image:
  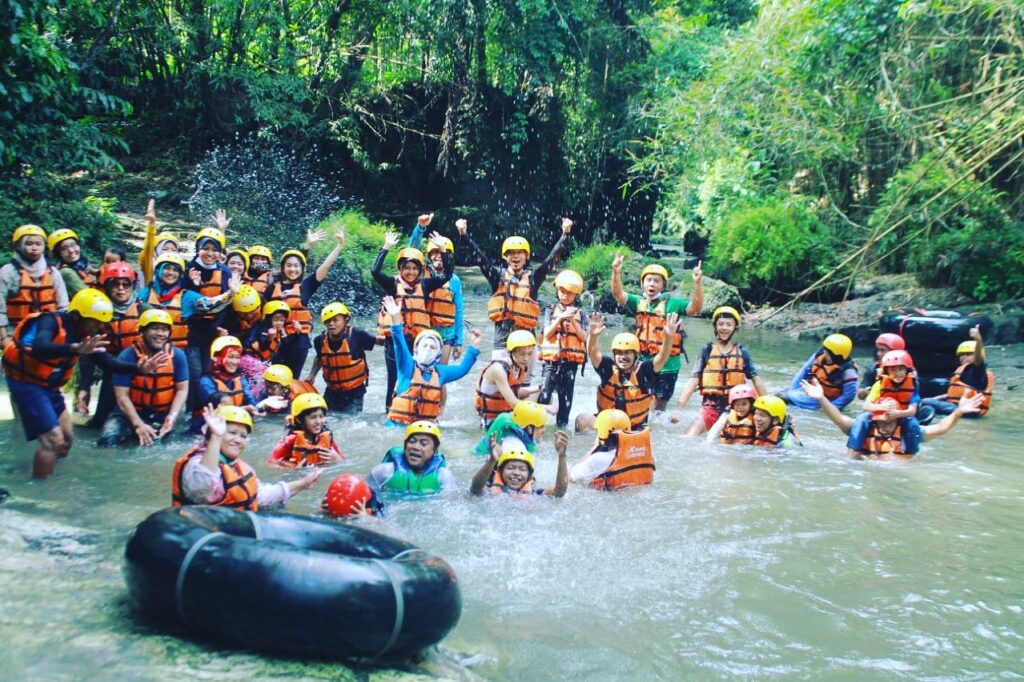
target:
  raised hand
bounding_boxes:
[382,295,402,319]
[455,219,468,236]
[227,273,242,294]
[382,231,401,250]
[145,199,157,223]
[468,328,482,348]
[956,391,985,415]
[611,253,624,273]
[488,434,501,461]
[188,267,202,286]
[290,321,303,335]
[212,209,231,232]
[334,230,345,248]
[418,213,434,227]
[201,405,226,437]
[588,312,606,336]
[800,378,824,401]
[139,350,171,374]
[304,229,325,248]
[79,334,110,355]
[969,324,982,341]
[663,312,682,336]
[692,259,703,283]
[561,217,573,234]
[554,430,568,457]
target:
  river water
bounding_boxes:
[1,294,1022,680]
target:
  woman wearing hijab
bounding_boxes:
[1,225,70,349]
[47,228,99,297]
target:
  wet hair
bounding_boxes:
[104,246,127,262]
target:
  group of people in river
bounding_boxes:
[1,209,996,516]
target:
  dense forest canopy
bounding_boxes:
[2,0,1022,301]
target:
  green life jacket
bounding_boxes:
[380,446,446,496]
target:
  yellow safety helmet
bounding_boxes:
[640,264,670,284]
[195,227,226,250]
[595,409,631,440]
[67,288,114,323]
[231,285,262,314]
[248,245,273,260]
[511,400,549,429]
[209,335,243,358]
[47,228,79,252]
[263,364,294,387]
[506,329,537,352]
[226,248,250,269]
[553,269,585,295]
[822,333,853,362]
[501,236,531,257]
[396,247,425,267]
[290,392,327,419]
[414,328,443,348]
[138,309,174,329]
[753,395,787,424]
[215,405,253,433]
[155,232,179,248]
[712,306,741,324]
[497,450,536,474]
[427,236,454,254]
[262,300,291,319]
[155,253,186,273]
[321,301,351,323]
[956,340,977,356]
[12,224,46,244]
[611,332,641,353]
[280,249,307,266]
[405,420,441,445]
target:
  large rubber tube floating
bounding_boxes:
[123,506,461,659]
[879,309,993,355]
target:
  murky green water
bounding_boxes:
[2,295,1022,680]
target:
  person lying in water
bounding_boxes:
[470,430,569,498]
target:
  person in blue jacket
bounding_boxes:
[408,215,464,364]
[779,334,858,411]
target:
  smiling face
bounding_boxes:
[714,316,737,342]
[398,260,422,285]
[57,239,81,265]
[19,235,45,262]
[886,365,909,383]
[302,408,327,435]
[226,254,246,276]
[504,249,528,273]
[613,349,637,372]
[157,241,178,256]
[106,278,133,304]
[219,422,250,459]
[403,434,438,471]
[500,460,531,490]
[142,323,170,351]
[159,265,181,287]
[753,408,774,433]
[282,256,303,281]
[642,274,666,299]
[198,243,220,267]
[266,381,289,397]
[223,350,241,373]
[428,249,444,271]
[732,397,753,418]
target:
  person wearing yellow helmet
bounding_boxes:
[456,216,573,357]
[173,405,322,509]
[471,430,569,498]
[746,395,799,448]
[137,199,182,283]
[381,295,483,426]
[243,245,274,295]
[268,393,344,469]
[367,420,456,495]
[99,309,189,447]
[191,335,259,433]
[472,399,550,456]
[475,329,545,428]
[2,289,166,478]
[47,228,99,296]
[140,253,235,354]
[610,252,704,411]
[574,311,680,435]
[537,269,588,428]
[408,215,465,365]
[778,333,858,412]
[247,299,301,365]
[920,324,995,421]
[569,409,655,490]
[1,225,69,345]
[225,248,249,279]
[306,300,381,415]
[670,305,769,437]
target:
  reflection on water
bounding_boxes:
[1,303,1022,679]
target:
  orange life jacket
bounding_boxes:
[377,279,431,339]
[877,374,917,410]
[860,422,906,459]
[475,360,527,424]
[486,469,536,497]
[1,312,78,389]
[946,366,994,415]
[103,301,142,355]
[751,424,785,448]
[60,263,98,287]
[811,353,848,400]
[596,364,652,429]
[128,341,177,414]
[320,332,368,392]
[719,411,756,444]
[5,264,58,329]
[249,326,283,361]
[171,446,260,510]
[269,280,313,334]
[233,309,260,336]
[635,298,684,357]
[243,270,271,296]
[388,366,443,424]
[284,429,335,468]
[192,375,244,418]
[487,269,540,330]
[427,283,457,329]
[193,269,224,319]
[539,307,586,364]
[589,428,655,491]
[146,288,188,349]
[699,343,748,399]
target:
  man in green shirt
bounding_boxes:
[610,254,703,411]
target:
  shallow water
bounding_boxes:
[1,296,1023,680]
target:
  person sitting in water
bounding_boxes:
[172,405,321,510]
[192,336,260,432]
[476,330,544,428]
[748,395,799,448]
[778,333,858,411]
[705,383,759,445]
[537,269,588,429]
[407,218,464,365]
[610,254,704,411]
[48,228,98,297]
[306,301,380,415]
[246,300,303,366]
[382,295,481,426]
[802,378,984,460]
[268,393,344,469]
[256,364,296,416]
[670,306,768,436]
[100,309,189,447]
[473,400,549,456]
[857,333,906,400]
[570,409,655,490]
[920,325,995,420]
[368,421,456,495]
[321,473,385,517]
[575,311,679,434]
[471,430,569,498]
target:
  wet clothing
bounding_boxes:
[595,356,658,428]
[312,328,377,406]
[176,452,290,507]
[386,323,479,425]
[845,412,923,457]
[690,342,759,410]
[408,224,464,345]
[472,412,537,456]
[368,447,456,494]
[782,351,857,411]
[0,259,69,331]
[539,360,578,428]
[624,294,690,375]
[110,344,189,421]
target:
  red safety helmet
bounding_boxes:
[875,333,906,351]
[728,384,759,405]
[880,350,914,370]
[321,474,373,517]
[99,261,137,284]
[871,398,901,421]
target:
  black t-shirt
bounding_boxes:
[956,361,990,391]
[596,356,658,393]
[313,327,378,360]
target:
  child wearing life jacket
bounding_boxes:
[257,364,296,415]
[172,405,321,510]
[306,301,379,415]
[471,430,569,498]
[476,330,544,428]
[863,350,920,417]
[368,421,456,496]
[374,216,453,407]
[321,473,384,517]
[473,400,548,456]
[570,409,655,490]
[268,393,344,469]
[383,295,481,426]
[671,306,767,436]
[920,325,994,420]
[407,218,464,364]
[749,395,798,448]
[779,333,858,411]
[192,335,259,432]
[857,333,905,400]
[47,228,98,298]
[610,254,704,411]
[221,284,263,341]
[456,216,573,359]
[247,300,303,367]
[538,269,588,428]
[706,384,759,445]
